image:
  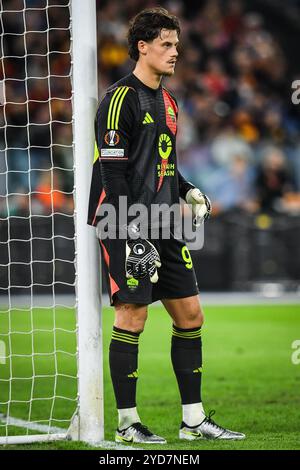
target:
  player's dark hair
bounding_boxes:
[127,7,181,62]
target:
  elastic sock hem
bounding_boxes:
[172,324,202,333]
[113,326,141,337]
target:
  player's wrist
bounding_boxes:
[185,187,208,203]
[181,182,195,201]
[127,222,141,240]
[185,187,198,203]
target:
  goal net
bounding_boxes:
[0,0,102,445]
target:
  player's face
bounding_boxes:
[142,29,179,76]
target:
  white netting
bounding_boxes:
[0,0,77,439]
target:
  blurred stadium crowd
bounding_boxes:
[98,0,300,216]
[1,0,300,218]
[0,0,73,217]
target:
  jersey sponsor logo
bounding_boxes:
[100,148,124,157]
[157,162,175,177]
[143,112,154,124]
[104,130,120,146]
[158,133,172,159]
[157,133,174,190]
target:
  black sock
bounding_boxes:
[109,326,140,409]
[171,324,202,405]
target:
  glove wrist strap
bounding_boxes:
[127,222,140,240]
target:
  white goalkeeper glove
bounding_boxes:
[125,237,161,283]
[185,188,212,226]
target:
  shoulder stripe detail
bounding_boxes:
[107,86,129,130]
[114,86,129,130]
[111,87,126,129]
[107,87,124,129]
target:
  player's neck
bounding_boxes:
[133,63,162,90]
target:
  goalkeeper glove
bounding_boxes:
[125,236,161,283]
[185,188,212,226]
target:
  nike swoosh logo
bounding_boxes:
[182,430,203,437]
[117,436,134,443]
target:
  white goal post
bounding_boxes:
[0,0,103,445]
[72,0,103,444]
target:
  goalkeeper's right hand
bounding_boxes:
[125,238,161,283]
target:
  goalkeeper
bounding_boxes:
[88,7,245,444]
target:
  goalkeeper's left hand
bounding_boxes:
[185,188,212,226]
[125,237,161,283]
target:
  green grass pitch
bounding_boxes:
[0,303,300,450]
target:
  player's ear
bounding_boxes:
[137,40,148,56]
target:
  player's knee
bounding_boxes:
[181,307,204,328]
[114,316,147,333]
[127,314,147,333]
[198,309,204,326]
[114,302,148,333]
[189,308,204,326]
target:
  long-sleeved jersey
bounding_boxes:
[87,72,194,227]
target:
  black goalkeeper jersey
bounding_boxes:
[87,72,193,227]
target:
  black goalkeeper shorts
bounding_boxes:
[99,233,199,306]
